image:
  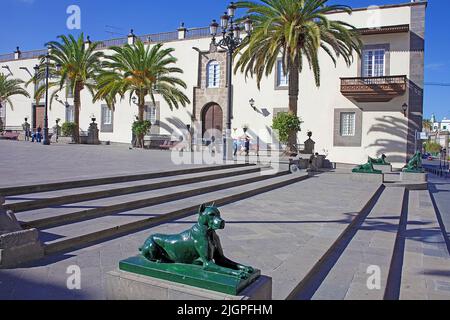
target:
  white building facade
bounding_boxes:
[431,114,450,132]
[0,1,426,168]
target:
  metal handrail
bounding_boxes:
[0,53,15,62]
[0,26,211,61]
[341,75,407,86]
[18,49,47,60]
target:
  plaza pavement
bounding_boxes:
[0,140,203,187]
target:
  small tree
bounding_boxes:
[61,122,77,141]
[132,120,151,148]
[423,141,441,155]
[272,112,303,147]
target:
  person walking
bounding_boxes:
[244,135,250,156]
[36,126,42,143]
[22,118,30,141]
[209,136,217,155]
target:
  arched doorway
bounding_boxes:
[201,103,223,138]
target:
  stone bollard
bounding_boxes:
[0,196,22,234]
[0,196,44,268]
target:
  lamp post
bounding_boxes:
[210,2,252,160]
[41,46,52,145]
[32,64,39,134]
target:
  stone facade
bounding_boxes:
[193,47,229,133]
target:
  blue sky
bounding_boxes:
[1,0,449,120]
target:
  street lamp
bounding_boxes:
[42,45,52,145]
[210,3,253,160]
[33,64,39,115]
[40,46,61,146]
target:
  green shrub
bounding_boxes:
[272,112,303,144]
[423,141,441,154]
[132,120,151,136]
[61,122,77,137]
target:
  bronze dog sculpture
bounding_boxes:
[139,204,254,279]
[369,154,390,165]
[403,151,424,172]
[352,160,382,174]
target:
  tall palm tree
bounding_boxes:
[94,40,190,147]
[95,40,190,120]
[235,0,362,152]
[422,119,432,133]
[34,34,104,143]
[0,73,30,111]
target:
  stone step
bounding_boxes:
[5,165,266,212]
[285,186,407,300]
[42,172,310,255]
[17,168,274,229]
[399,190,450,300]
[314,187,406,300]
[0,163,252,197]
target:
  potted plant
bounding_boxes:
[132,120,151,148]
[272,112,303,154]
[61,122,77,143]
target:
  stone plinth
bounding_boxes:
[303,138,315,155]
[105,270,272,300]
[119,255,260,295]
[400,172,428,183]
[87,123,100,145]
[0,196,44,268]
[0,229,44,268]
[350,173,384,184]
[373,164,393,173]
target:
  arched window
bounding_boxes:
[207,60,220,88]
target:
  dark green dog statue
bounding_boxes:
[403,151,424,173]
[369,154,390,165]
[352,160,382,174]
[139,204,255,279]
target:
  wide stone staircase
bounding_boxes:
[1,163,309,257]
[1,163,449,300]
[284,185,450,300]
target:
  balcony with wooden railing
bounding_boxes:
[340,75,407,102]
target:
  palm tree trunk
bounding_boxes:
[137,95,145,148]
[287,56,300,154]
[74,87,81,144]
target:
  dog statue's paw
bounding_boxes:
[239,265,254,274]
[236,270,250,279]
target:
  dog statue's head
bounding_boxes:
[198,204,225,231]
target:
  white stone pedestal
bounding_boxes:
[350,173,384,183]
[373,164,392,173]
[0,229,44,268]
[105,270,272,300]
[400,172,428,183]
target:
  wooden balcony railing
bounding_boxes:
[341,75,407,102]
